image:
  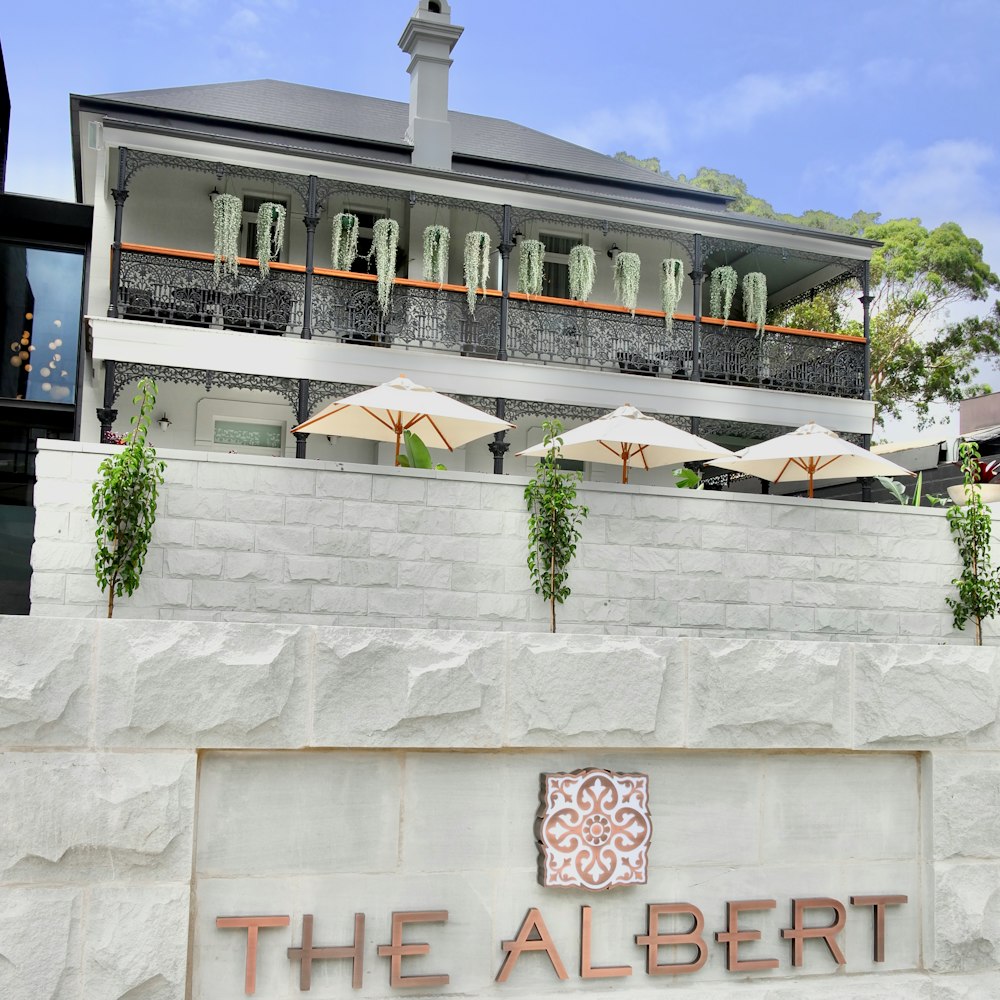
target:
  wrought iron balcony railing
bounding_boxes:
[116,245,866,398]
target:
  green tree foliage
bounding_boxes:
[91,378,166,618]
[946,441,1000,645]
[524,420,589,633]
[617,150,1000,427]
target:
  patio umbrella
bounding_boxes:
[291,374,514,464]
[710,420,915,497]
[517,404,736,484]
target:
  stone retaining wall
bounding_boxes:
[2,616,999,998]
[30,441,981,645]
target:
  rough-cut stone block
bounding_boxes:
[197,462,256,491]
[688,638,852,748]
[934,754,1000,860]
[163,548,224,578]
[283,496,344,527]
[314,470,372,500]
[166,489,226,520]
[0,752,194,881]
[95,621,309,748]
[0,888,82,1000]
[934,863,1000,972]
[506,634,683,745]
[311,586,368,614]
[373,474,427,504]
[225,552,283,583]
[855,645,1000,747]
[283,555,341,584]
[194,520,254,551]
[256,465,316,496]
[312,628,506,746]
[253,524,312,554]
[190,580,252,611]
[0,617,93,746]
[227,493,284,523]
[312,527,369,557]
[426,479,481,508]
[83,884,189,1000]
[343,499,396,529]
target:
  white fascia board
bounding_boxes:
[99,125,872,263]
[90,316,875,436]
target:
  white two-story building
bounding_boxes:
[72,0,875,481]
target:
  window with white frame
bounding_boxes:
[242,195,289,263]
[538,232,583,300]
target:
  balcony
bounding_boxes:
[117,244,866,399]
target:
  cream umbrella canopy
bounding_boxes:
[517,405,737,484]
[291,375,514,464]
[710,421,915,497]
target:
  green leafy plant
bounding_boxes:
[660,258,685,332]
[568,245,596,301]
[212,193,242,281]
[673,466,703,490]
[613,251,641,315]
[518,238,545,297]
[876,472,923,506]
[464,231,491,314]
[331,212,359,271]
[367,217,399,316]
[709,265,738,323]
[255,201,286,276]
[422,224,450,285]
[742,271,768,336]
[946,441,1000,645]
[91,377,166,618]
[395,430,446,470]
[524,419,589,633]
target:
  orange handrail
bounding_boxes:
[119,243,863,343]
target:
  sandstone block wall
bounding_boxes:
[29,441,979,645]
[2,617,1000,998]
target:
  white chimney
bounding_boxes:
[398,0,464,170]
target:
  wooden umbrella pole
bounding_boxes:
[393,411,403,465]
[621,443,630,484]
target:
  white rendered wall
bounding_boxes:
[30,440,980,646]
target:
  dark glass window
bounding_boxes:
[1,244,84,404]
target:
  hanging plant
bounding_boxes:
[255,202,286,277]
[464,231,491,314]
[660,258,685,331]
[212,193,242,282]
[331,212,359,271]
[613,251,641,315]
[568,245,596,302]
[422,224,450,285]
[367,217,399,316]
[518,239,545,297]
[742,271,768,336]
[709,265,738,323]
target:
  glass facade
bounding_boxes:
[1,243,84,404]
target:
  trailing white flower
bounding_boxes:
[518,239,545,297]
[613,251,641,315]
[660,258,685,331]
[255,202,286,277]
[464,231,491,314]
[368,217,399,316]
[212,193,242,282]
[331,212,359,271]
[709,265,738,323]
[742,271,768,336]
[568,245,596,301]
[422,225,450,285]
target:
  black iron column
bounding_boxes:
[294,380,309,460]
[97,360,118,442]
[489,205,514,473]
[294,176,320,461]
[489,398,511,474]
[107,147,129,318]
[859,260,875,502]
[689,233,704,435]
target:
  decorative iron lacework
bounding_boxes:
[109,361,301,410]
[307,380,368,411]
[511,209,696,258]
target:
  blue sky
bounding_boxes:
[4,0,998,436]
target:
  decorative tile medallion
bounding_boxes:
[536,768,652,891]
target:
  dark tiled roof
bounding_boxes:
[91,79,719,202]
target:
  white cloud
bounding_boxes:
[554,101,671,159]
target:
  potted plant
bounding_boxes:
[613,251,641,315]
[422,224,450,285]
[569,245,596,302]
[212,193,242,281]
[331,212,360,271]
[660,258,684,332]
[709,265,738,324]
[742,271,768,336]
[464,231,491,314]
[367,217,399,316]
[255,201,286,276]
[518,238,545,297]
